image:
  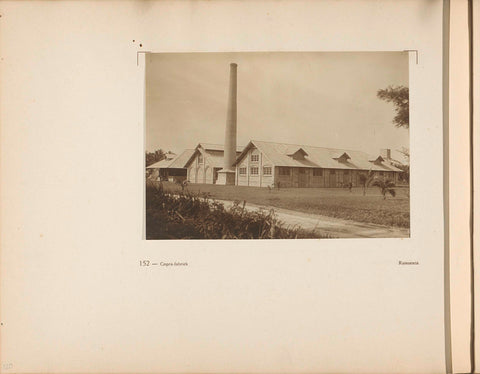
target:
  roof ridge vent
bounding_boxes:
[333,152,351,162]
[369,155,385,164]
[287,148,309,160]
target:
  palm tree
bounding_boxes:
[371,179,396,200]
[358,170,375,196]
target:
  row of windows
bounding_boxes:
[200,152,258,165]
[280,167,324,176]
[239,166,272,176]
[240,166,357,176]
[197,150,393,179]
[280,169,394,177]
[209,162,394,178]
[238,168,394,177]
[277,168,395,177]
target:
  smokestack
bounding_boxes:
[217,63,237,185]
[223,63,237,171]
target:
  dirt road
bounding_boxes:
[217,199,410,239]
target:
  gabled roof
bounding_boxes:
[333,152,351,162]
[234,140,403,172]
[369,155,385,163]
[146,149,195,169]
[171,149,196,168]
[163,151,177,159]
[200,150,225,168]
[184,143,244,168]
[287,148,309,160]
[198,143,244,152]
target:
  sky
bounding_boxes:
[146,52,409,160]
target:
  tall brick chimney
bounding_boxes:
[217,63,237,185]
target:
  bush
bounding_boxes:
[145,182,330,239]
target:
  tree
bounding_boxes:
[358,170,375,196]
[386,147,410,184]
[377,85,409,129]
[397,147,410,183]
[371,179,396,200]
[394,164,409,184]
[145,149,166,167]
[398,146,410,162]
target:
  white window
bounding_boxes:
[251,154,259,162]
[239,167,247,175]
[198,154,203,164]
[263,166,272,175]
[250,167,259,175]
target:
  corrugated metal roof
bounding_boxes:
[235,140,403,172]
[146,158,173,169]
[199,148,244,168]
[170,149,195,168]
[203,151,225,168]
[199,143,244,152]
[184,143,245,168]
[146,149,195,169]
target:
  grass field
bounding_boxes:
[161,182,410,228]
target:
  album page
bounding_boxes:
[0,1,466,373]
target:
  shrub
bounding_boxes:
[145,183,330,239]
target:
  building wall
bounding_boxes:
[271,167,400,188]
[274,167,320,188]
[186,149,217,184]
[231,146,402,188]
[186,144,403,187]
[274,167,328,188]
[310,169,326,187]
[187,156,198,183]
[371,170,397,183]
[187,167,192,182]
[236,146,274,187]
[205,166,213,184]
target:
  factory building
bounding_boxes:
[234,140,403,188]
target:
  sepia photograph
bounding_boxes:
[145,52,410,239]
